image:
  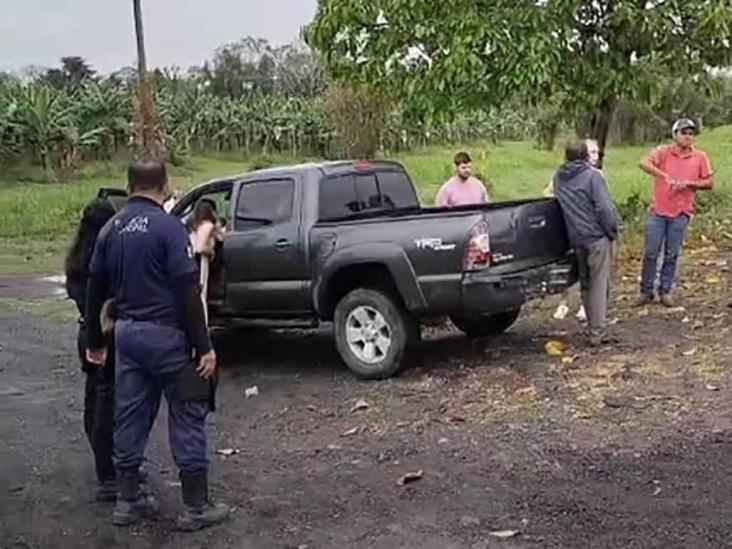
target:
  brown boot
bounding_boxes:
[660,294,675,308]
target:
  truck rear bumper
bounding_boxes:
[461,257,578,314]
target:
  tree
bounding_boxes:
[43,57,96,89]
[307,0,732,164]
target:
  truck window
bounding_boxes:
[319,170,415,221]
[235,179,294,231]
[319,175,359,220]
[376,170,419,209]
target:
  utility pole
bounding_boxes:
[133,0,161,157]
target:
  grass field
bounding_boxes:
[1,126,730,276]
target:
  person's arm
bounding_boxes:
[167,224,216,377]
[639,146,674,184]
[84,235,108,364]
[480,180,489,203]
[683,152,714,191]
[435,182,450,207]
[193,221,216,255]
[590,173,619,241]
[542,179,554,198]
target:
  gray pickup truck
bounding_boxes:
[161,160,577,378]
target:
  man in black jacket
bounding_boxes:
[85,159,229,531]
[553,139,619,345]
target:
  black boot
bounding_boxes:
[112,471,159,526]
[177,470,230,532]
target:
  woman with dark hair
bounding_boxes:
[65,198,118,502]
[187,199,220,323]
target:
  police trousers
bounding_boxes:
[114,320,209,477]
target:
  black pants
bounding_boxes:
[78,323,116,483]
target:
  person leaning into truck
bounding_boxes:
[435,151,489,207]
[553,138,619,346]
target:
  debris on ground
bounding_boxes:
[350,399,370,413]
[489,529,520,538]
[216,448,240,457]
[341,426,360,437]
[244,386,259,398]
[545,340,565,356]
[397,470,423,486]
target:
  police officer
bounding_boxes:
[85,158,229,531]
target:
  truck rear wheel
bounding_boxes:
[334,288,415,380]
[450,308,521,339]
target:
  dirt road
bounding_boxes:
[2,246,732,548]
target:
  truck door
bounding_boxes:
[223,176,309,316]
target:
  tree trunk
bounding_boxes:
[133,0,161,158]
[589,99,616,169]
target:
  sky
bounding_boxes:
[0,0,318,75]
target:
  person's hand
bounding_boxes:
[197,350,217,379]
[670,180,690,192]
[86,348,107,366]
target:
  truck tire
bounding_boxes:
[450,308,522,339]
[334,288,415,380]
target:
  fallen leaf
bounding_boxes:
[350,399,370,413]
[706,275,721,285]
[682,316,691,324]
[706,384,720,391]
[489,530,520,539]
[562,355,578,365]
[244,386,259,398]
[545,340,565,357]
[397,470,423,486]
[653,487,662,496]
[326,444,342,451]
[681,348,697,357]
[341,426,360,437]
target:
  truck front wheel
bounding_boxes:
[450,308,522,339]
[334,288,415,380]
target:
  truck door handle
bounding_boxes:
[528,215,546,229]
[275,239,291,251]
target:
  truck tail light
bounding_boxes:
[463,221,491,271]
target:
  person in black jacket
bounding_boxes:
[553,138,619,346]
[65,198,118,501]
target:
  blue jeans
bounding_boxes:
[114,320,209,478]
[640,213,689,297]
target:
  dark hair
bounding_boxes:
[186,198,217,231]
[65,198,116,278]
[127,158,167,193]
[565,138,589,163]
[454,151,472,166]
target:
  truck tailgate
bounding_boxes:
[485,199,570,272]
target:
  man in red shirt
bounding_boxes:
[638,118,714,307]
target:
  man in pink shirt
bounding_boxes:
[436,152,489,207]
[638,118,714,307]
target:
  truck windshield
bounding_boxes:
[319,170,418,221]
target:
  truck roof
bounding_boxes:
[244,159,406,179]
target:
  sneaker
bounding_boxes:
[587,331,620,347]
[660,294,675,308]
[95,480,117,503]
[576,306,587,322]
[111,493,160,527]
[177,502,231,532]
[635,294,654,307]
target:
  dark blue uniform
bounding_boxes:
[90,196,210,477]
